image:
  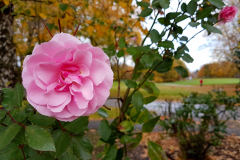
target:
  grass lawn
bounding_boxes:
[89,107,118,120]
[168,78,240,85]
[110,78,239,100]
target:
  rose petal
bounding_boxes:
[45,89,71,106]
[27,53,52,76]
[102,63,114,90]
[82,95,97,116]
[52,48,77,63]
[35,62,61,86]
[67,98,88,116]
[77,43,93,50]
[86,47,109,62]
[54,107,73,118]
[51,33,82,45]
[22,67,33,90]
[27,81,47,105]
[33,41,65,57]
[74,93,89,109]
[71,78,93,100]
[79,64,90,77]
[54,116,78,122]
[94,81,110,106]
[88,59,106,86]
[48,93,71,112]
[69,50,92,68]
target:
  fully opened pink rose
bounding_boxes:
[218,6,238,24]
[22,33,113,121]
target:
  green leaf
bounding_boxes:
[180,36,188,41]
[72,136,93,160]
[97,108,108,118]
[96,152,105,159]
[136,110,149,124]
[64,116,89,134]
[0,143,20,159]
[181,3,187,12]
[140,54,153,68]
[132,91,144,112]
[102,145,118,160]
[119,121,133,132]
[10,108,27,122]
[129,133,142,148]
[139,8,152,17]
[130,107,137,117]
[182,53,194,63]
[189,21,200,27]
[144,96,158,104]
[158,40,174,49]
[12,127,25,145]
[137,1,150,8]
[0,110,7,120]
[208,0,225,8]
[175,15,189,23]
[159,0,170,9]
[123,79,137,89]
[24,9,31,16]
[99,119,111,141]
[174,66,189,78]
[202,23,222,34]
[126,47,138,56]
[150,29,161,43]
[27,155,49,160]
[148,141,168,160]
[1,5,8,13]
[59,148,79,160]
[142,81,160,96]
[46,23,54,31]
[0,123,21,150]
[158,18,170,26]
[59,3,68,11]
[51,130,71,158]
[142,116,160,133]
[119,37,125,49]
[29,113,55,126]
[187,0,197,15]
[166,12,181,19]
[117,50,125,57]
[25,125,56,152]
[1,88,17,111]
[124,156,130,160]
[196,8,212,20]
[120,135,137,144]
[153,58,174,73]
[14,83,24,107]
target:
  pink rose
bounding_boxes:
[22,33,113,121]
[218,6,238,24]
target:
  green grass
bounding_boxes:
[168,78,240,86]
[89,107,118,120]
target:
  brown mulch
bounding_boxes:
[139,131,240,160]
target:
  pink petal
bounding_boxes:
[23,55,30,68]
[22,67,33,90]
[77,43,93,50]
[51,33,82,45]
[78,78,94,100]
[54,116,78,122]
[27,97,54,117]
[94,81,110,106]
[52,48,77,63]
[88,59,106,86]
[74,93,89,109]
[102,63,114,90]
[82,96,97,116]
[27,81,47,105]
[69,50,92,68]
[63,40,80,48]
[27,53,52,76]
[48,93,71,112]
[45,89,71,106]
[67,98,88,116]
[33,71,47,90]
[79,64,90,77]
[54,108,73,118]
[33,41,65,57]
[35,62,61,86]
[86,47,109,62]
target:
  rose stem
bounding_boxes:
[103,105,111,110]
[73,23,80,36]
[58,19,61,33]
[44,23,53,37]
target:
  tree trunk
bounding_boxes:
[0,3,21,88]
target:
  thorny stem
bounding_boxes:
[44,23,53,37]
[19,145,26,160]
[58,19,61,33]
[57,120,66,132]
[103,105,111,110]
[73,23,80,36]
[7,111,26,128]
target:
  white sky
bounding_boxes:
[141,0,215,72]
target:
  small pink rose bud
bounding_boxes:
[218,6,238,24]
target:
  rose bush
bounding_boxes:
[22,33,113,121]
[218,6,238,24]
